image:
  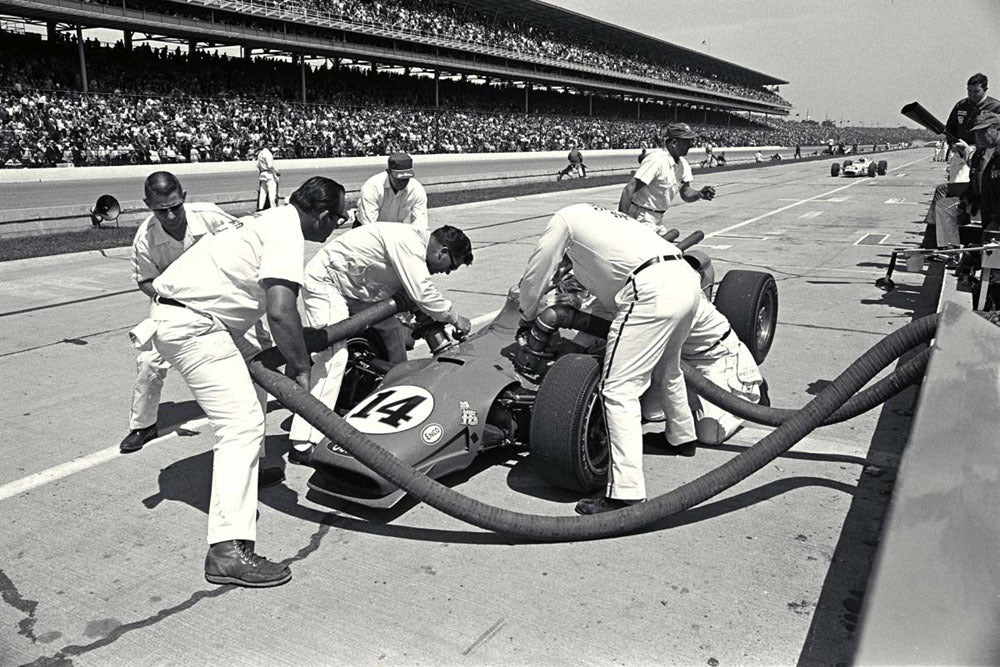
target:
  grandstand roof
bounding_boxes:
[468,0,788,87]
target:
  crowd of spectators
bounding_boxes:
[91,0,790,106]
[0,31,928,169]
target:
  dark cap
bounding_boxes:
[387,152,415,178]
[666,123,698,141]
[972,110,1000,131]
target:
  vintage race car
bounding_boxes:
[306,246,779,508]
[831,157,887,177]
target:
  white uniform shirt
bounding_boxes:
[519,203,683,321]
[152,205,304,334]
[257,147,278,182]
[630,150,692,213]
[131,202,237,284]
[305,223,457,324]
[356,171,428,230]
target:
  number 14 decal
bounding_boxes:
[345,385,435,434]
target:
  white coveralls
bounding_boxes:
[642,295,763,444]
[289,224,461,446]
[136,205,305,544]
[519,204,701,501]
[128,203,241,431]
[623,148,692,236]
[256,147,279,211]
[355,171,428,230]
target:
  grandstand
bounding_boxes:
[0,0,928,167]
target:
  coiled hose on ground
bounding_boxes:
[248,311,938,541]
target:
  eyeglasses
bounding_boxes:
[150,202,184,214]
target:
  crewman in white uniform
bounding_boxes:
[135,176,347,588]
[354,152,428,230]
[256,143,280,211]
[618,123,716,236]
[518,203,702,515]
[121,171,238,453]
[643,295,764,447]
[287,223,473,463]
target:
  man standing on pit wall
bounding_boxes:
[618,123,716,236]
[256,142,280,211]
[286,223,474,464]
[557,144,587,180]
[136,176,347,588]
[518,203,702,515]
[923,74,1000,249]
[355,152,428,230]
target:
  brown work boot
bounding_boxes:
[204,540,291,588]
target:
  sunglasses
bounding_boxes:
[150,202,184,214]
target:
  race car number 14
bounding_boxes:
[344,385,435,434]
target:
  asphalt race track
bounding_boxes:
[0,148,944,665]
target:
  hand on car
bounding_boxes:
[700,185,716,201]
[453,315,472,338]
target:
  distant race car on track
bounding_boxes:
[831,157,887,177]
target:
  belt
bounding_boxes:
[699,326,733,356]
[632,254,682,276]
[154,295,187,309]
[631,203,666,214]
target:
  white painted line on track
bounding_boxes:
[0,417,210,502]
[705,153,929,241]
[697,244,733,250]
[0,310,505,502]
[798,211,823,219]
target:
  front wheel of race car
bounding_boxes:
[712,270,779,365]
[877,159,888,175]
[530,354,608,493]
[867,162,877,177]
[830,162,840,177]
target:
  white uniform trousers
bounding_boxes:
[684,336,762,445]
[152,307,263,545]
[602,260,700,501]
[257,178,278,211]
[289,277,349,445]
[625,203,667,236]
[129,348,169,430]
[129,322,271,432]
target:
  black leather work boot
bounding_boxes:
[120,425,158,453]
[204,540,292,588]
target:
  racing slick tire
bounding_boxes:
[712,270,778,365]
[877,160,888,175]
[830,162,840,177]
[867,162,877,177]
[530,354,609,493]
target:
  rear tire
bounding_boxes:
[530,354,608,493]
[830,163,840,177]
[713,270,779,364]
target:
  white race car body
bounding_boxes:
[842,158,876,177]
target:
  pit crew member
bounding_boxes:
[518,203,702,515]
[354,152,428,230]
[618,123,715,236]
[256,142,280,211]
[137,176,347,588]
[286,223,474,465]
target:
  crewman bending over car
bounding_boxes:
[643,294,765,447]
[518,203,702,515]
[287,223,474,465]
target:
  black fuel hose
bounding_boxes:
[682,346,933,427]
[248,313,938,541]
